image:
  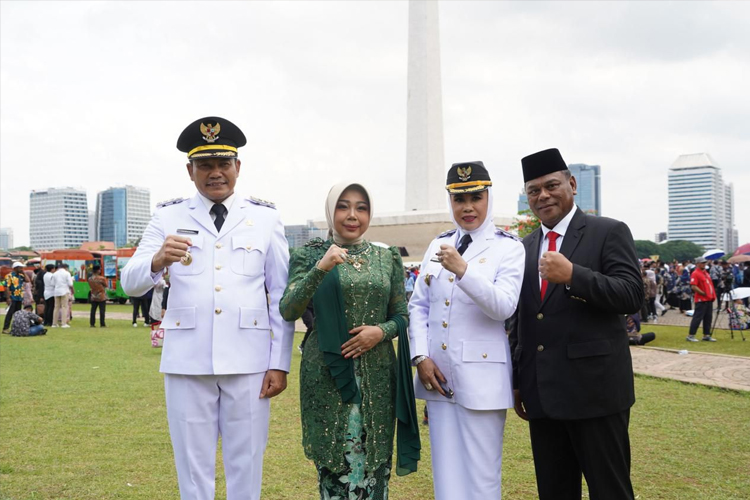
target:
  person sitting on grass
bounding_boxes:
[10,304,47,337]
[626,313,655,346]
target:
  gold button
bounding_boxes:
[215,308,222,314]
[215,264,222,270]
[482,353,488,359]
[479,258,487,263]
[448,276,454,283]
[536,313,544,320]
[537,345,544,352]
[215,243,223,249]
[253,319,258,326]
[246,245,252,250]
[215,285,221,292]
[176,321,180,326]
[441,343,447,350]
[445,299,450,306]
[442,321,448,328]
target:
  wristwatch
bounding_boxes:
[412,355,428,367]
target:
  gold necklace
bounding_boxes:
[345,244,371,271]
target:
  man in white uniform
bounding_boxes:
[122,116,294,500]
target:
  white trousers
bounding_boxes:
[164,373,270,500]
[427,401,507,500]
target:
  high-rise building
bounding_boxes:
[724,183,739,252]
[284,223,328,248]
[88,211,97,241]
[30,188,89,249]
[667,153,736,252]
[95,186,151,247]
[568,164,601,215]
[654,232,668,243]
[0,228,13,249]
[517,192,530,214]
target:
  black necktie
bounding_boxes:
[210,203,227,232]
[457,234,472,255]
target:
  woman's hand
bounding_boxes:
[317,244,349,272]
[416,357,448,397]
[436,244,468,278]
[342,325,384,359]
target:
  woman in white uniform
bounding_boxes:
[408,161,525,499]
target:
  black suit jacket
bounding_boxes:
[509,208,643,420]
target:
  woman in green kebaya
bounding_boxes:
[280,182,418,500]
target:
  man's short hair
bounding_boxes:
[23,304,33,310]
[45,264,54,272]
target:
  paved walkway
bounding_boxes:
[70,311,750,392]
[630,347,750,392]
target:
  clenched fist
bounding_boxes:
[151,235,193,273]
[316,244,349,272]
[436,244,468,279]
[539,251,573,285]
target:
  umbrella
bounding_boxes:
[702,248,725,260]
[732,243,750,256]
[728,254,750,264]
[721,287,750,302]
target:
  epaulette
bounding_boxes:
[437,229,456,239]
[495,227,521,242]
[156,197,186,209]
[249,196,276,209]
[304,237,326,248]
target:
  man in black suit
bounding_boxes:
[509,148,643,500]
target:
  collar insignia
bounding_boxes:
[457,166,472,181]
[200,122,221,143]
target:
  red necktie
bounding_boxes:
[540,231,559,300]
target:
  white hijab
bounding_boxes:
[324,182,373,246]
[447,186,495,239]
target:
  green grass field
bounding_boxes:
[1,318,749,499]
[645,324,750,356]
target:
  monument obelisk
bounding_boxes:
[310,1,511,259]
[405,0,445,211]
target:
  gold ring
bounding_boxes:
[424,383,434,391]
[357,347,362,352]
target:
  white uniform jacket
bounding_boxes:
[121,193,294,376]
[408,225,525,410]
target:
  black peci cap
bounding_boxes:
[445,161,492,194]
[521,148,568,183]
[177,116,247,159]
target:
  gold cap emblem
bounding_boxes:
[200,122,221,143]
[457,166,472,181]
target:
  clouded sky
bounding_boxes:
[2,1,748,249]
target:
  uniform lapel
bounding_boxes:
[461,229,491,263]
[188,195,218,238]
[217,196,248,240]
[525,229,542,307]
[558,208,586,260]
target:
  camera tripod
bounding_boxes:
[711,290,746,341]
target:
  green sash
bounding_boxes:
[392,314,421,475]
[312,266,361,404]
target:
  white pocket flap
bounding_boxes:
[188,235,204,249]
[240,307,270,329]
[462,341,506,363]
[232,236,264,254]
[161,307,196,330]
